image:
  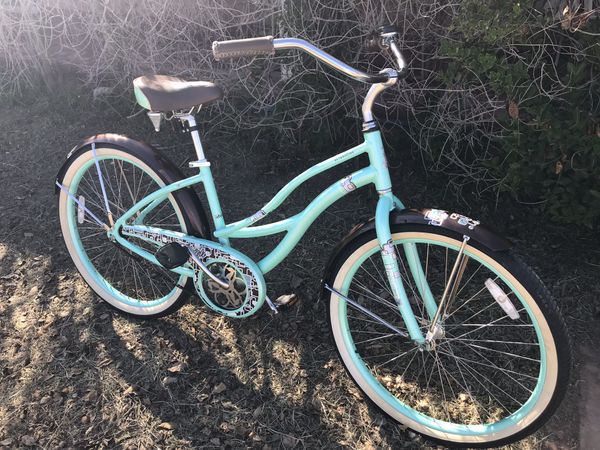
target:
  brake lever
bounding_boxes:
[388,40,407,76]
[375,25,407,78]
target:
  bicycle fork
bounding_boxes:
[375,195,426,344]
[375,195,473,347]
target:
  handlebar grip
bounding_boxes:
[212,36,275,60]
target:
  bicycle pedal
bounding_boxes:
[155,242,189,269]
[274,293,298,308]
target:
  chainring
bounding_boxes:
[189,245,263,317]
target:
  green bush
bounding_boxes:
[437,1,600,226]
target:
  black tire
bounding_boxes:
[324,223,571,448]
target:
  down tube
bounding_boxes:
[258,167,377,273]
[375,195,425,343]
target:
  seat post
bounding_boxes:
[179,114,209,165]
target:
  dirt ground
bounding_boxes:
[0,90,598,449]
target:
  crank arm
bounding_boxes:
[324,284,408,338]
[188,250,230,289]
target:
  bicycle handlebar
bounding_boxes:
[212,36,405,84]
[272,38,390,83]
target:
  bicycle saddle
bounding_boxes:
[133,75,223,111]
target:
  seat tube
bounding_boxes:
[182,114,230,246]
[375,195,425,344]
[199,166,229,246]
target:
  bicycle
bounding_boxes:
[55,26,571,447]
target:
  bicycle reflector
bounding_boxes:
[485,278,520,320]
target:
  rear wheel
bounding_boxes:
[326,224,571,447]
[58,145,194,318]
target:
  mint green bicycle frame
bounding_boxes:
[108,127,435,343]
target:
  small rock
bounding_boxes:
[281,435,298,448]
[162,376,177,386]
[84,390,98,402]
[167,363,186,374]
[23,232,33,238]
[210,438,220,446]
[81,415,90,424]
[275,294,297,307]
[290,275,303,289]
[157,422,175,430]
[123,386,135,396]
[0,438,14,446]
[252,406,262,419]
[99,313,109,320]
[62,286,74,297]
[40,395,51,405]
[212,382,226,395]
[235,424,249,436]
[20,435,35,446]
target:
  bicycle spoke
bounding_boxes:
[70,156,186,304]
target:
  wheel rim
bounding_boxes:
[61,150,188,312]
[330,232,557,442]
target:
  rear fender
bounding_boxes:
[55,133,211,239]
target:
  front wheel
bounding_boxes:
[325,224,571,447]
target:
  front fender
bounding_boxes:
[322,208,510,293]
[55,133,211,239]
